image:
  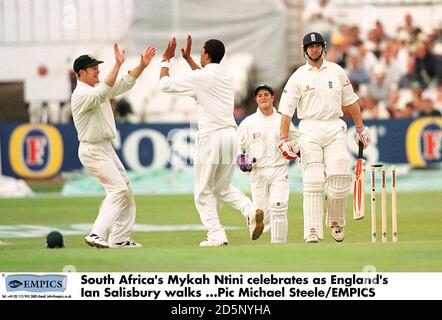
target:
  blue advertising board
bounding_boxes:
[0,117,441,179]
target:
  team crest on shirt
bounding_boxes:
[252,132,262,139]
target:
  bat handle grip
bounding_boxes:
[358,140,364,159]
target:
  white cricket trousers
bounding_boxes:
[250,165,289,231]
[194,127,254,242]
[298,119,351,239]
[78,141,136,244]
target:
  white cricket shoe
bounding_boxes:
[84,234,109,248]
[110,240,143,248]
[248,209,265,240]
[305,234,319,243]
[199,239,228,247]
[331,226,345,242]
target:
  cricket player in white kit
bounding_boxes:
[238,85,299,244]
[158,35,264,247]
[71,43,156,248]
[279,32,370,243]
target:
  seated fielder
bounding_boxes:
[237,85,299,243]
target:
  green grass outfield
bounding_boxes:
[0,192,441,272]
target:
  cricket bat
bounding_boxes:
[353,141,366,220]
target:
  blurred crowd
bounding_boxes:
[28,4,442,124]
[310,9,442,119]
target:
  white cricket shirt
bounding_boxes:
[279,59,358,119]
[71,74,136,143]
[238,108,298,168]
[158,63,237,137]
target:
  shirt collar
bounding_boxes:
[257,107,277,118]
[203,63,219,70]
[76,79,95,88]
[306,59,329,71]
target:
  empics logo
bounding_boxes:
[8,124,63,178]
[5,275,67,293]
[8,280,23,289]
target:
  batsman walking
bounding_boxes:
[279,32,370,243]
[159,35,264,247]
[71,43,156,248]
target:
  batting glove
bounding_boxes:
[278,138,299,160]
[236,154,256,172]
[356,126,370,149]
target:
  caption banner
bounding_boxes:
[1,272,441,300]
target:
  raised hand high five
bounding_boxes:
[114,43,125,66]
[162,37,177,61]
[181,34,192,60]
[140,46,156,68]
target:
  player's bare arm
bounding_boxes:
[181,34,201,70]
[280,114,292,139]
[129,46,157,78]
[160,37,177,79]
[343,100,370,149]
[104,43,125,87]
[342,100,363,128]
